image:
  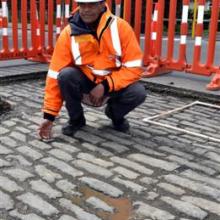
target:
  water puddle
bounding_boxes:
[71,186,133,220]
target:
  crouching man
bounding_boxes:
[39,0,146,140]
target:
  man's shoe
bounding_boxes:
[112,118,130,132]
[62,115,86,136]
[105,106,130,132]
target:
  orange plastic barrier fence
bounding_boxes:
[1,0,220,90]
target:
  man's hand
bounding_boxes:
[38,119,53,140]
[89,84,105,107]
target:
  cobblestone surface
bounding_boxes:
[0,79,220,220]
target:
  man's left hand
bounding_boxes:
[89,84,105,106]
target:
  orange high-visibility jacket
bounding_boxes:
[43,5,144,117]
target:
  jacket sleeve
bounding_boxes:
[43,26,73,117]
[106,20,144,92]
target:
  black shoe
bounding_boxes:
[62,115,86,136]
[112,118,130,132]
[105,106,130,132]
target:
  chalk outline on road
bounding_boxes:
[143,101,220,143]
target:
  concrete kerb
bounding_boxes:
[0,71,47,85]
[141,80,220,104]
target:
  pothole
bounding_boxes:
[0,98,11,117]
[71,186,134,220]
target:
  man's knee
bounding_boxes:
[58,67,81,85]
[128,82,147,105]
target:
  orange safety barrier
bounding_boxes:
[143,0,220,91]
[1,0,220,90]
[0,7,2,28]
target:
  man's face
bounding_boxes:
[78,2,105,24]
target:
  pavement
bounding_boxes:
[1,59,220,220]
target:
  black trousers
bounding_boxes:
[58,67,146,121]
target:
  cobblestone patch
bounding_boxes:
[0,80,220,219]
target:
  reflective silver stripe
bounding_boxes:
[56,5,61,18]
[71,36,82,65]
[197,5,204,24]
[123,59,142,67]
[48,69,59,79]
[153,10,158,22]
[182,5,189,23]
[88,66,110,76]
[92,69,111,76]
[151,32,157,40]
[195,36,202,46]
[56,27,61,34]
[180,35,187,45]
[2,28,8,36]
[65,4,70,18]
[2,2,8,17]
[110,17,122,58]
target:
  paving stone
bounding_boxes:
[1,120,16,127]
[17,146,43,160]
[10,209,45,220]
[110,156,154,175]
[81,142,113,156]
[0,175,23,192]
[182,196,220,216]
[49,149,73,161]
[59,215,78,220]
[113,177,146,194]
[6,154,32,166]
[80,177,123,198]
[15,127,31,134]
[164,174,220,200]
[159,146,194,160]
[56,180,78,195]
[77,152,114,168]
[167,155,216,175]
[146,191,159,200]
[0,190,14,210]
[157,182,185,195]
[201,160,220,172]
[161,196,207,219]
[51,142,80,153]
[134,201,175,220]
[128,153,179,171]
[140,177,158,185]
[42,157,83,178]
[30,179,62,199]
[10,131,26,142]
[0,136,17,147]
[0,158,11,168]
[74,130,105,144]
[86,196,114,213]
[72,159,113,178]
[0,145,13,154]
[0,126,9,135]
[204,151,220,163]
[59,198,101,220]
[181,170,220,190]
[3,168,34,181]
[100,142,129,153]
[112,166,140,179]
[29,140,52,150]
[133,144,167,156]
[17,192,59,216]
[35,165,62,183]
